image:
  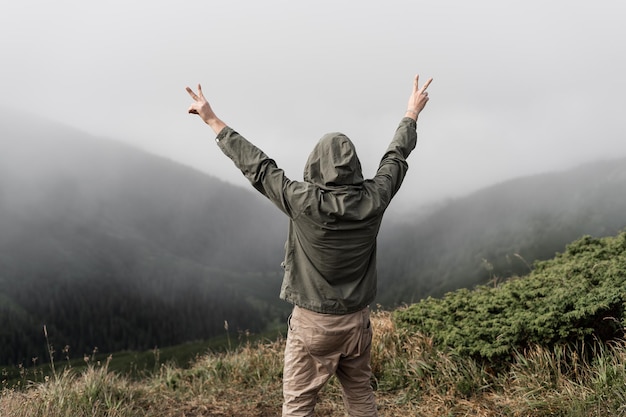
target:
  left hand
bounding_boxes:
[186,84,216,122]
[186,84,227,134]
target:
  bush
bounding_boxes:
[394,232,626,364]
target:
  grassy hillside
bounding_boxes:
[395,231,626,363]
[2,310,625,416]
[3,232,626,416]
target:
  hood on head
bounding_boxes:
[303,132,364,188]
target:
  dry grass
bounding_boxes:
[3,310,626,416]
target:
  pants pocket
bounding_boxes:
[359,321,373,355]
[306,329,351,357]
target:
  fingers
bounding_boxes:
[413,74,433,97]
[186,86,198,100]
[421,77,433,92]
[186,84,207,106]
[186,86,199,114]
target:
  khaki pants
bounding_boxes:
[282,305,377,417]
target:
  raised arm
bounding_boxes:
[370,74,433,204]
[404,74,433,121]
[186,84,227,135]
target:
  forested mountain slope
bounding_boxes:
[378,157,626,305]
[0,110,287,365]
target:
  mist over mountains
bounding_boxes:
[1,108,625,366]
[0,109,287,365]
[378,156,626,305]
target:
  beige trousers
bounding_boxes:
[282,305,377,417]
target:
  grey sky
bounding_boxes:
[1,0,625,209]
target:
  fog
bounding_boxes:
[1,0,625,209]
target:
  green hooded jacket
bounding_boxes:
[216,117,417,314]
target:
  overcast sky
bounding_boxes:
[1,0,625,209]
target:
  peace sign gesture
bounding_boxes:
[186,84,226,134]
[405,74,433,121]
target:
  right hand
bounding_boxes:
[405,74,433,120]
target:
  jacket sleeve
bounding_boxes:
[373,117,418,205]
[215,126,306,218]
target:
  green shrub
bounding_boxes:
[394,232,626,364]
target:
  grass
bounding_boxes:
[1,324,287,388]
[2,310,626,416]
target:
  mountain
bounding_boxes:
[0,109,288,365]
[377,157,626,305]
[2,107,625,366]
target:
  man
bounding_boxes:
[186,74,432,417]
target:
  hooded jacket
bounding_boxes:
[216,117,417,314]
